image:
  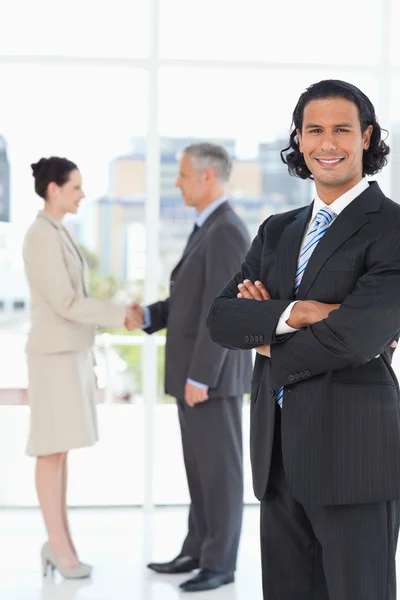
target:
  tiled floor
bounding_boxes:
[0,506,262,599]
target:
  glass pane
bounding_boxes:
[0,0,150,58]
[389,76,400,200]
[154,68,377,406]
[390,0,400,66]
[159,67,378,238]
[0,65,148,407]
[160,0,381,65]
[0,64,148,506]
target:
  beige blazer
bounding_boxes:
[23,211,126,355]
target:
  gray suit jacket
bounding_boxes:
[144,201,252,399]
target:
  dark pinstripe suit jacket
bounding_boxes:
[207,182,400,506]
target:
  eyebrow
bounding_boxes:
[304,122,354,129]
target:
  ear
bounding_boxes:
[47,182,59,197]
[203,168,214,183]
[363,124,373,150]
[296,128,303,153]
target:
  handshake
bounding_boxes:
[124,303,145,331]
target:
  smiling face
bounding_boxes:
[47,169,85,216]
[297,97,373,202]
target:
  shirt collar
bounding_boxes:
[195,196,227,228]
[312,178,370,222]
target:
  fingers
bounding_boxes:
[391,341,398,349]
[256,344,271,358]
[255,281,271,300]
[185,385,209,407]
[237,280,270,301]
[125,304,144,330]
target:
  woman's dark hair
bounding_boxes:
[31,156,78,199]
[280,79,390,179]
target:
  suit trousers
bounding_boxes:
[260,406,400,600]
[177,395,243,573]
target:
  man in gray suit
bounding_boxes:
[132,143,252,592]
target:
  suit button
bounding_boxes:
[268,388,275,397]
[259,334,264,342]
[305,370,311,376]
[294,373,300,381]
[254,335,259,343]
[288,374,295,383]
[244,335,250,342]
[300,371,305,379]
[250,335,255,342]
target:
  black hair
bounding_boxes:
[31,156,78,199]
[280,79,390,179]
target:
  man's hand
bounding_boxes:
[185,382,209,408]
[256,344,271,358]
[287,300,340,329]
[125,303,144,331]
[237,280,271,357]
[237,280,271,300]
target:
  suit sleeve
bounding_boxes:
[23,226,127,328]
[143,299,170,334]
[206,219,293,350]
[270,231,400,388]
[187,223,249,387]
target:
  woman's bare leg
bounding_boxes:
[36,453,78,568]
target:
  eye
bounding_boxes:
[337,128,350,133]
[309,128,322,134]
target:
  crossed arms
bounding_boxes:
[207,223,400,389]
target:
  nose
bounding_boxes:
[175,177,181,189]
[320,131,338,152]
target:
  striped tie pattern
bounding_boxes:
[276,207,336,407]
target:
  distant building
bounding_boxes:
[391,124,400,202]
[0,136,10,223]
[82,137,312,290]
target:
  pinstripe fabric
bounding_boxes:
[276,207,336,407]
[261,406,400,600]
[207,180,400,599]
[207,182,400,506]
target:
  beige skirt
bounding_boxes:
[26,349,99,456]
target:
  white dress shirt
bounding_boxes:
[276,178,370,335]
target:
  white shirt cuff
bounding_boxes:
[276,301,299,335]
[187,378,209,390]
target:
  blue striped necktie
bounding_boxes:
[276,206,336,407]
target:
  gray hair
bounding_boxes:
[183,142,232,182]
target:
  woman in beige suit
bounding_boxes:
[23,157,137,579]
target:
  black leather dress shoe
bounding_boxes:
[147,555,199,574]
[179,568,235,592]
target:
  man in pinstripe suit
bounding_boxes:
[207,79,400,599]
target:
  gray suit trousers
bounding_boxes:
[178,395,243,573]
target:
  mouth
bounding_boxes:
[315,157,345,167]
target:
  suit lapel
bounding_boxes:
[274,204,313,300]
[171,202,231,280]
[61,227,88,296]
[171,227,204,280]
[296,182,382,300]
[38,212,88,296]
